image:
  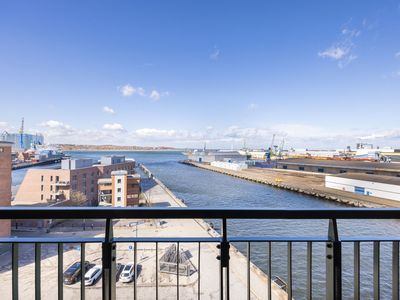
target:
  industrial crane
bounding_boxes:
[19,117,24,149]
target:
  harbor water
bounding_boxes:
[12,151,400,299]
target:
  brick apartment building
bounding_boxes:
[98,170,141,207]
[15,155,136,206]
[0,142,12,236]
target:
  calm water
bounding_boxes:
[13,151,400,299]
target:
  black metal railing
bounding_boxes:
[1,207,400,300]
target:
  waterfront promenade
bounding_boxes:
[0,167,287,299]
[183,161,400,208]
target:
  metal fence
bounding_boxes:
[0,207,400,300]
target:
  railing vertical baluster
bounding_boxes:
[373,241,380,300]
[81,242,85,300]
[392,241,399,300]
[393,241,399,300]
[326,219,342,300]
[247,242,251,300]
[218,218,230,300]
[134,241,137,300]
[354,242,360,300]
[307,241,312,300]
[12,243,18,300]
[198,242,201,300]
[58,243,63,300]
[102,218,116,300]
[268,242,271,300]
[177,241,180,300]
[35,243,41,300]
[156,242,159,300]
[287,241,292,300]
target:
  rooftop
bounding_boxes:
[279,158,400,171]
[330,173,400,185]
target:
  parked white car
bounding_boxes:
[84,265,102,286]
[119,263,136,283]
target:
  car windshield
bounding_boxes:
[123,264,132,272]
[65,262,80,274]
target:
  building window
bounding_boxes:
[72,184,77,190]
[91,179,95,184]
[50,176,53,181]
[83,174,87,178]
[41,176,44,182]
[56,176,59,182]
[72,175,77,180]
[355,186,365,194]
[50,195,53,200]
[117,197,121,201]
[91,172,94,177]
[299,166,305,171]
[91,187,94,193]
[41,194,43,201]
[117,179,121,184]
[283,165,288,169]
[117,188,121,193]
[50,185,53,191]
[318,168,324,173]
[41,185,43,191]
[340,170,347,173]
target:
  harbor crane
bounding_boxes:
[19,117,24,149]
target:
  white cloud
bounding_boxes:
[103,123,124,131]
[118,84,168,101]
[103,106,115,114]
[149,90,161,101]
[318,24,360,68]
[210,47,220,60]
[40,120,71,129]
[119,84,136,97]
[0,121,9,128]
[318,47,348,60]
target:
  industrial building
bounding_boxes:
[1,132,44,150]
[326,173,400,202]
[187,150,247,163]
[0,142,12,236]
[98,170,141,207]
[277,158,400,177]
[15,156,136,206]
[210,161,248,171]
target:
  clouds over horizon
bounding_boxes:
[14,119,400,149]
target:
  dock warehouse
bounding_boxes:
[325,173,400,201]
[276,158,400,177]
[187,151,247,163]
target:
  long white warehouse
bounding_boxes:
[325,173,400,201]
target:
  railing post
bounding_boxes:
[217,218,230,300]
[102,218,116,300]
[326,219,342,300]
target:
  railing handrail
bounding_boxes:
[1,207,400,219]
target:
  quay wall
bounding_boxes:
[180,160,398,208]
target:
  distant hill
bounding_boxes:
[56,144,176,151]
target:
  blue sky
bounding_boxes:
[1,1,400,149]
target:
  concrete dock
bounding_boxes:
[0,166,288,299]
[182,161,400,208]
